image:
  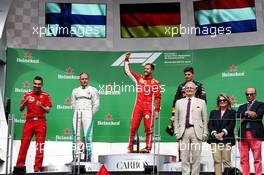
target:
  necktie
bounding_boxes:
[246,102,252,129]
[185,98,191,128]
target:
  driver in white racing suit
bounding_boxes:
[71,72,100,162]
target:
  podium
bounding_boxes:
[99,153,176,172]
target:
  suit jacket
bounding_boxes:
[237,100,264,140]
[174,97,208,141]
[207,109,236,146]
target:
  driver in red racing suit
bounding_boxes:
[124,53,161,153]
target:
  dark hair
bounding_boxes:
[33,76,43,83]
[184,66,194,74]
[145,63,155,71]
[79,72,89,78]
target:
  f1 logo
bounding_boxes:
[111,52,162,66]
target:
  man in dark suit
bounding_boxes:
[237,87,264,175]
[171,66,206,118]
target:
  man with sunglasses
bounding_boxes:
[237,87,264,175]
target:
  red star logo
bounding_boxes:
[106,84,112,91]
[25,52,32,59]
[106,114,112,120]
[65,98,71,104]
[23,81,30,88]
[66,67,73,74]
[229,65,237,71]
[23,112,27,117]
[230,96,236,103]
[64,128,70,135]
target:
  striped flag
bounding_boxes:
[45,3,106,38]
[120,3,181,38]
[194,0,256,36]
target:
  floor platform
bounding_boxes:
[4,153,263,174]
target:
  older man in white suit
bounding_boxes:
[174,81,208,175]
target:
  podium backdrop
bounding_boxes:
[5,45,264,142]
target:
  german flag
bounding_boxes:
[120,3,181,38]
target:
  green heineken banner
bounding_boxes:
[5,45,264,142]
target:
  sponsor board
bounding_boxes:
[97,114,121,126]
[58,67,79,80]
[222,65,245,78]
[16,52,40,64]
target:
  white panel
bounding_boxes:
[0,27,7,62]
[0,84,8,162]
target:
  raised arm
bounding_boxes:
[124,52,140,82]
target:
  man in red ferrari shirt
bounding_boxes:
[124,53,161,153]
[16,76,52,172]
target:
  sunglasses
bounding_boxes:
[245,93,255,96]
[218,99,227,102]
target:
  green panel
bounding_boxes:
[5,45,264,142]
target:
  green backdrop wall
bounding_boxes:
[5,45,264,142]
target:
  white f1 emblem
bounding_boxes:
[111,52,162,66]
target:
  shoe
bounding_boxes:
[34,169,41,172]
[139,148,151,153]
[65,158,78,166]
[127,147,132,153]
[0,158,4,165]
[86,156,91,162]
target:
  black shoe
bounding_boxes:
[34,169,41,172]
[13,166,26,175]
[0,158,4,165]
[86,157,91,162]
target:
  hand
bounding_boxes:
[25,96,31,102]
[125,52,131,57]
[124,52,131,61]
[215,133,223,141]
[248,111,257,119]
[36,101,42,107]
[170,116,175,121]
[218,132,224,138]
[23,96,31,105]
[154,111,159,119]
[202,135,207,142]
[20,96,31,111]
